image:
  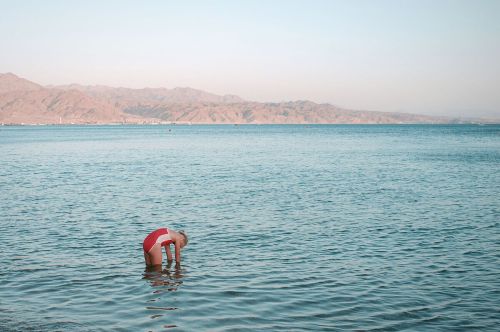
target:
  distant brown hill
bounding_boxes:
[1,88,126,124]
[0,73,149,124]
[0,72,42,94]
[120,101,457,124]
[0,73,469,124]
[50,84,245,106]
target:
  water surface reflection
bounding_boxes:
[143,261,186,292]
[142,261,186,328]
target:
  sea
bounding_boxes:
[0,124,499,331]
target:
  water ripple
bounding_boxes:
[0,125,499,331]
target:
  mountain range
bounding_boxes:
[0,73,482,125]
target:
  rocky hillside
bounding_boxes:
[0,72,43,94]
[51,84,244,106]
[0,73,148,124]
[0,73,468,124]
[121,100,455,124]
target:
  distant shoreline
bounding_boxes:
[3,73,498,126]
[1,122,497,127]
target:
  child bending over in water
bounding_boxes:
[143,228,188,266]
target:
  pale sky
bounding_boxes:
[1,0,499,118]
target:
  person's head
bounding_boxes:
[178,230,188,248]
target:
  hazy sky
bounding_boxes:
[1,0,499,117]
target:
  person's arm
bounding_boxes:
[165,245,173,261]
[175,240,181,263]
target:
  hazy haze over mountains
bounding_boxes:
[0,73,488,125]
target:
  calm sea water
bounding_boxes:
[0,124,499,331]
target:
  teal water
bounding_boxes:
[0,124,499,331]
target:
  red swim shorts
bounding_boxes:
[143,228,173,253]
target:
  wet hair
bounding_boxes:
[179,230,188,245]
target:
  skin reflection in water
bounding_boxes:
[143,261,186,327]
[143,260,185,291]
